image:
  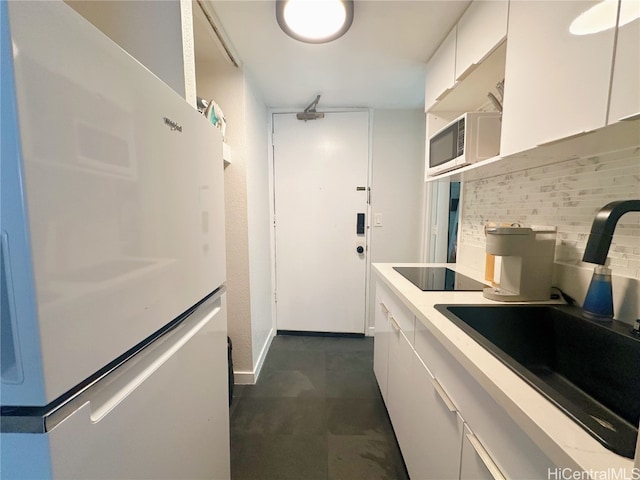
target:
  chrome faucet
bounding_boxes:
[582,200,640,265]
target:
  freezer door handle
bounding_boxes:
[42,289,225,432]
[90,296,221,422]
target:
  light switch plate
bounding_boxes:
[374,213,383,227]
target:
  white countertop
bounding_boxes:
[373,262,636,475]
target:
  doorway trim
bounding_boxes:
[267,107,374,336]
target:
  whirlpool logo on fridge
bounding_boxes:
[163,117,182,132]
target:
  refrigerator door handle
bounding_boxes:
[45,290,224,431]
[90,297,221,423]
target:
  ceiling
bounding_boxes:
[199,0,471,110]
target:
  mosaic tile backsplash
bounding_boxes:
[461,146,640,278]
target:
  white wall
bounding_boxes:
[244,73,274,371]
[195,49,273,382]
[65,0,191,102]
[368,110,426,331]
[457,145,640,324]
[199,65,254,380]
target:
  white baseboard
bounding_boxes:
[232,327,275,385]
[233,371,256,385]
[253,328,275,382]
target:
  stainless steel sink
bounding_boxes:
[435,304,640,459]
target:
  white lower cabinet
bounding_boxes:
[373,295,390,402]
[374,282,556,480]
[460,424,505,480]
[374,281,416,406]
[405,351,463,480]
[387,320,414,456]
[413,319,555,479]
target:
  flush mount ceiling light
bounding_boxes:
[570,0,640,35]
[276,0,354,44]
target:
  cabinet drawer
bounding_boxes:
[414,319,556,478]
[375,282,415,345]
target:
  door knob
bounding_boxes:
[356,245,364,254]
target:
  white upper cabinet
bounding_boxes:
[425,26,457,111]
[608,0,640,123]
[455,0,508,82]
[425,1,508,113]
[500,1,617,157]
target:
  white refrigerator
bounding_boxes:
[1,1,230,478]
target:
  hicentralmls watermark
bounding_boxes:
[548,468,640,480]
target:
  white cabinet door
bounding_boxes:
[404,352,463,480]
[460,424,505,480]
[425,26,457,111]
[373,295,390,401]
[414,319,555,478]
[500,1,616,156]
[608,0,640,123]
[386,321,414,455]
[455,0,508,81]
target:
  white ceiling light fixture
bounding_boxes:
[276,0,354,44]
[570,0,640,35]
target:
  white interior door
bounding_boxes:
[273,111,369,334]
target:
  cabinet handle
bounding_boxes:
[465,432,506,480]
[389,316,401,332]
[435,87,453,102]
[430,376,456,412]
[43,291,225,432]
[456,62,478,82]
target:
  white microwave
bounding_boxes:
[427,112,502,177]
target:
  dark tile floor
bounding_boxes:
[229,334,409,480]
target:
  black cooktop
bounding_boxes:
[393,267,486,291]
